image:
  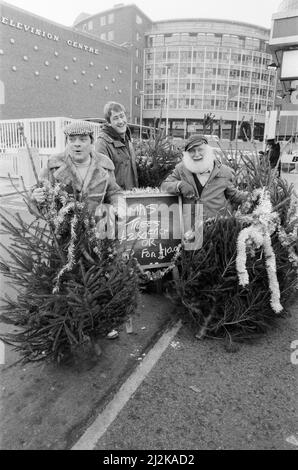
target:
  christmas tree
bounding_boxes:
[0,178,139,364]
[171,150,298,349]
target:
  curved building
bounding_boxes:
[75,6,276,140]
[143,19,276,140]
[1,2,277,141]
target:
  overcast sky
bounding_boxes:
[4,0,282,29]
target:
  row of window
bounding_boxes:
[100,30,114,41]
[144,97,269,112]
[145,91,273,100]
[146,50,271,65]
[100,13,115,26]
[144,83,274,96]
[146,33,268,52]
[81,12,143,30]
[144,68,275,83]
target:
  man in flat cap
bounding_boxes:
[161,134,248,220]
[31,120,124,217]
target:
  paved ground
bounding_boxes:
[0,172,297,450]
[93,300,298,451]
[0,292,175,450]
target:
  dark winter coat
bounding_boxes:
[37,150,123,215]
[95,123,139,190]
[267,143,281,169]
[161,160,247,220]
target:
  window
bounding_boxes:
[135,96,140,105]
[100,33,106,40]
[186,83,195,90]
[147,37,153,47]
[136,32,141,41]
[107,30,114,41]
[136,15,143,24]
[187,67,196,74]
[135,65,139,74]
[108,13,114,24]
[100,16,106,26]
[88,20,93,30]
[135,81,139,90]
[82,23,87,31]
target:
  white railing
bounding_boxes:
[0,116,103,179]
[0,116,103,155]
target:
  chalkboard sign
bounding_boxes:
[118,193,182,269]
[96,192,203,269]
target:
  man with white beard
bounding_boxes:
[161,134,248,220]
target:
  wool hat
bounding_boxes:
[185,134,208,151]
[64,121,94,138]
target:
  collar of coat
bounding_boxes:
[46,150,115,190]
[98,123,132,147]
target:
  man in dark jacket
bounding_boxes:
[266,139,281,177]
[95,102,139,190]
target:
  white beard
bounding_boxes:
[182,151,215,174]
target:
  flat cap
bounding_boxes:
[185,134,208,151]
[64,120,94,137]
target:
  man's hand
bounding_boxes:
[178,181,195,198]
[31,187,46,204]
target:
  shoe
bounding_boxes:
[107,329,119,339]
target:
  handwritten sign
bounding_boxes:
[119,193,183,269]
[96,193,203,269]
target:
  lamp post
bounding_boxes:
[165,66,171,136]
[120,42,134,121]
[139,90,144,141]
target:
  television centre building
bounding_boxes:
[0,0,297,142]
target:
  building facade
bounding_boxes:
[268,0,298,141]
[74,4,152,125]
[1,2,278,141]
[0,1,131,120]
[143,19,276,140]
[75,6,276,140]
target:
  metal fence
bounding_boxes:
[0,116,103,155]
[0,116,103,178]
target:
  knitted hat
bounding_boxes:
[185,134,208,151]
[64,121,94,138]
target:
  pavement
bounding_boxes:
[0,172,297,450]
[0,290,177,450]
